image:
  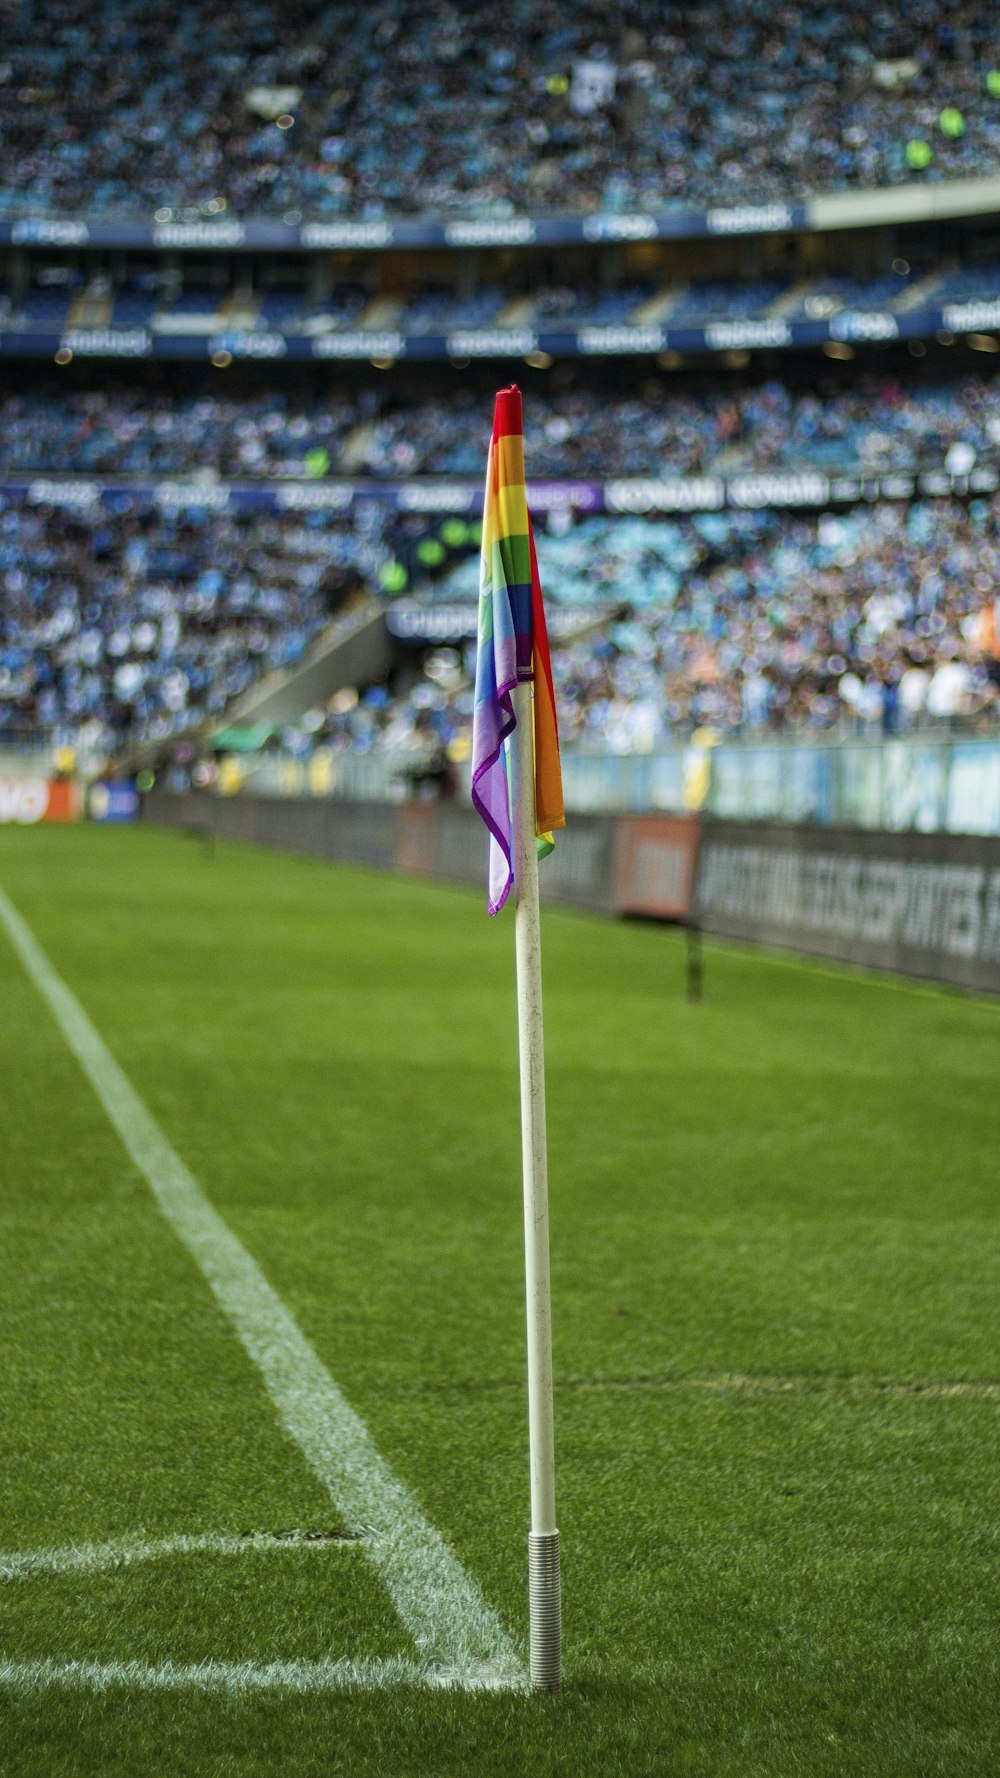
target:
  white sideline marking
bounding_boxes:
[0,1531,362,1583]
[0,885,526,1693]
[0,1657,512,1695]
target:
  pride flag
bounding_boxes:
[471,386,565,915]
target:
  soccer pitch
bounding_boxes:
[1,823,997,1777]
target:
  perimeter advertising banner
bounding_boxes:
[612,815,701,919]
[0,778,77,823]
[395,804,617,912]
[695,819,1000,994]
[86,781,140,823]
[3,462,995,521]
[0,305,984,363]
[0,204,804,252]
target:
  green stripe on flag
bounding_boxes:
[493,532,532,591]
[477,587,494,645]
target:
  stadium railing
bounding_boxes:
[205,732,1000,841]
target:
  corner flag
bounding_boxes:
[471,385,565,915]
[471,386,563,1692]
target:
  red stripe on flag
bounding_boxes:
[528,522,565,839]
[492,385,524,442]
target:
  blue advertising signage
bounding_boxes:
[87,781,140,823]
[0,202,808,254]
[4,463,997,521]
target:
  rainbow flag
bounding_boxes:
[471,386,565,915]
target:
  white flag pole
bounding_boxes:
[510,678,561,1692]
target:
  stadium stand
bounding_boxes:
[294,497,1000,762]
[0,497,375,747]
[3,1,1000,218]
[4,3,1000,784]
[3,474,998,757]
[3,370,1000,479]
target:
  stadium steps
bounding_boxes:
[217,291,261,326]
[359,296,403,327]
[892,270,948,311]
[218,596,395,732]
[153,290,260,333]
[497,296,535,324]
[68,285,112,326]
[632,286,683,322]
[340,422,377,470]
[767,280,815,318]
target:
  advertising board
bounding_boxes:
[87,782,139,823]
[0,778,77,823]
[612,815,701,919]
[696,819,1000,993]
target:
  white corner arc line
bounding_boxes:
[0,1531,363,1583]
[0,1657,515,1695]
[0,884,526,1692]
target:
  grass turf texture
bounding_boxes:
[0,822,998,1777]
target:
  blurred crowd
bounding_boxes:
[3,372,1000,480]
[0,497,372,748]
[352,375,1000,479]
[3,1,1000,219]
[312,499,1000,770]
[3,485,998,760]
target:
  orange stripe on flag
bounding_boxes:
[528,525,565,840]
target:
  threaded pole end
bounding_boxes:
[528,1529,561,1691]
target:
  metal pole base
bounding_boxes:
[528,1530,562,1691]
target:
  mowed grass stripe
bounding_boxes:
[355,1370,1000,1400]
[0,881,524,1690]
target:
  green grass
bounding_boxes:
[1,822,998,1776]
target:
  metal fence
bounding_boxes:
[231,734,1000,838]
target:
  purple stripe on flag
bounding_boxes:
[471,406,542,915]
[471,627,519,915]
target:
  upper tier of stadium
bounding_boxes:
[4,0,1000,220]
[5,260,1000,342]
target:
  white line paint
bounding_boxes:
[0,884,526,1692]
[0,1657,514,1695]
[0,1531,363,1584]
